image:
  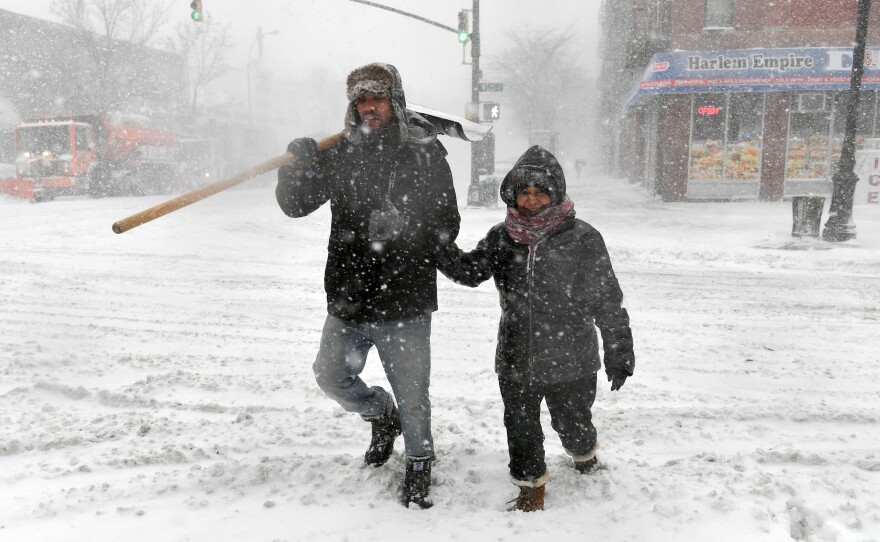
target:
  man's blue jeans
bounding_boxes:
[312,313,434,459]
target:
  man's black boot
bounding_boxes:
[363,392,402,467]
[398,456,433,509]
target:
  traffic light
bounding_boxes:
[190,0,203,22]
[457,10,469,43]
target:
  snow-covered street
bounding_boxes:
[2,173,879,541]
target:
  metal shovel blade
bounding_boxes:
[406,102,492,142]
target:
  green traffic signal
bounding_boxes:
[457,10,469,43]
[191,0,203,22]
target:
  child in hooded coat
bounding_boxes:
[438,145,635,512]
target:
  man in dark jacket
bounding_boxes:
[276,63,460,509]
[439,145,635,512]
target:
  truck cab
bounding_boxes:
[12,121,97,200]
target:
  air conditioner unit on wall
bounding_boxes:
[798,93,827,113]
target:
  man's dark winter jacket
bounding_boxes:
[276,64,460,323]
[438,149,634,384]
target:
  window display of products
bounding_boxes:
[724,139,762,180]
[785,91,877,180]
[785,133,830,179]
[689,139,724,180]
[689,93,764,181]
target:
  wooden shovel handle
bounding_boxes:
[112,132,345,234]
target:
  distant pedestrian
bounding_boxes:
[276,62,461,509]
[439,145,635,512]
[574,158,586,179]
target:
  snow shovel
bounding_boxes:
[111,104,491,234]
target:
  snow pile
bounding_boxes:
[1,173,879,541]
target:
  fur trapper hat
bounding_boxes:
[346,64,394,101]
[343,62,409,145]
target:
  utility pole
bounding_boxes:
[823,0,872,241]
[467,0,482,206]
[247,26,279,125]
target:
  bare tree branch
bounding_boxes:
[51,0,174,114]
[165,18,235,115]
[491,27,589,133]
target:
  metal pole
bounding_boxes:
[823,0,872,241]
[347,0,457,32]
[247,28,279,126]
[468,0,482,205]
[247,40,255,126]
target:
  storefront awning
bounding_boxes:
[627,47,880,108]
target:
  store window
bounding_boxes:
[724,94,763,179]
[689,93,764,181]
[785,91,877,180]
[786,93,832,180]
[704,0,734,29]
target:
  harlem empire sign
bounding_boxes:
[627,47,880,107]
[686,50,880,73]
[687,53,816,72]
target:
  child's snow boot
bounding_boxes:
[567,440,600,474]
[507,470,548,512]
[507,486,545,512]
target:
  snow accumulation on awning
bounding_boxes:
[626,46,880,109]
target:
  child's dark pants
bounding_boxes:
[498,374,598,483]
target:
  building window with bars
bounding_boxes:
[704,0,734,29]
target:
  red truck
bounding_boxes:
[0,114,181,201]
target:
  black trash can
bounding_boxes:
[791,196,826,237]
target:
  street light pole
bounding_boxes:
[247,26,279,126]
[823,0,873,242]
[246,39,256,126]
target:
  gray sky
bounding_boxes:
[0,0,602,167]
[0,0,600,112]
[225,0,602,144]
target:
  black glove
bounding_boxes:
[285,137,319,176]
[607,368,629,391]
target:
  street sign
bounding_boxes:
[479,82,504,92]
[481,102,501,122]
